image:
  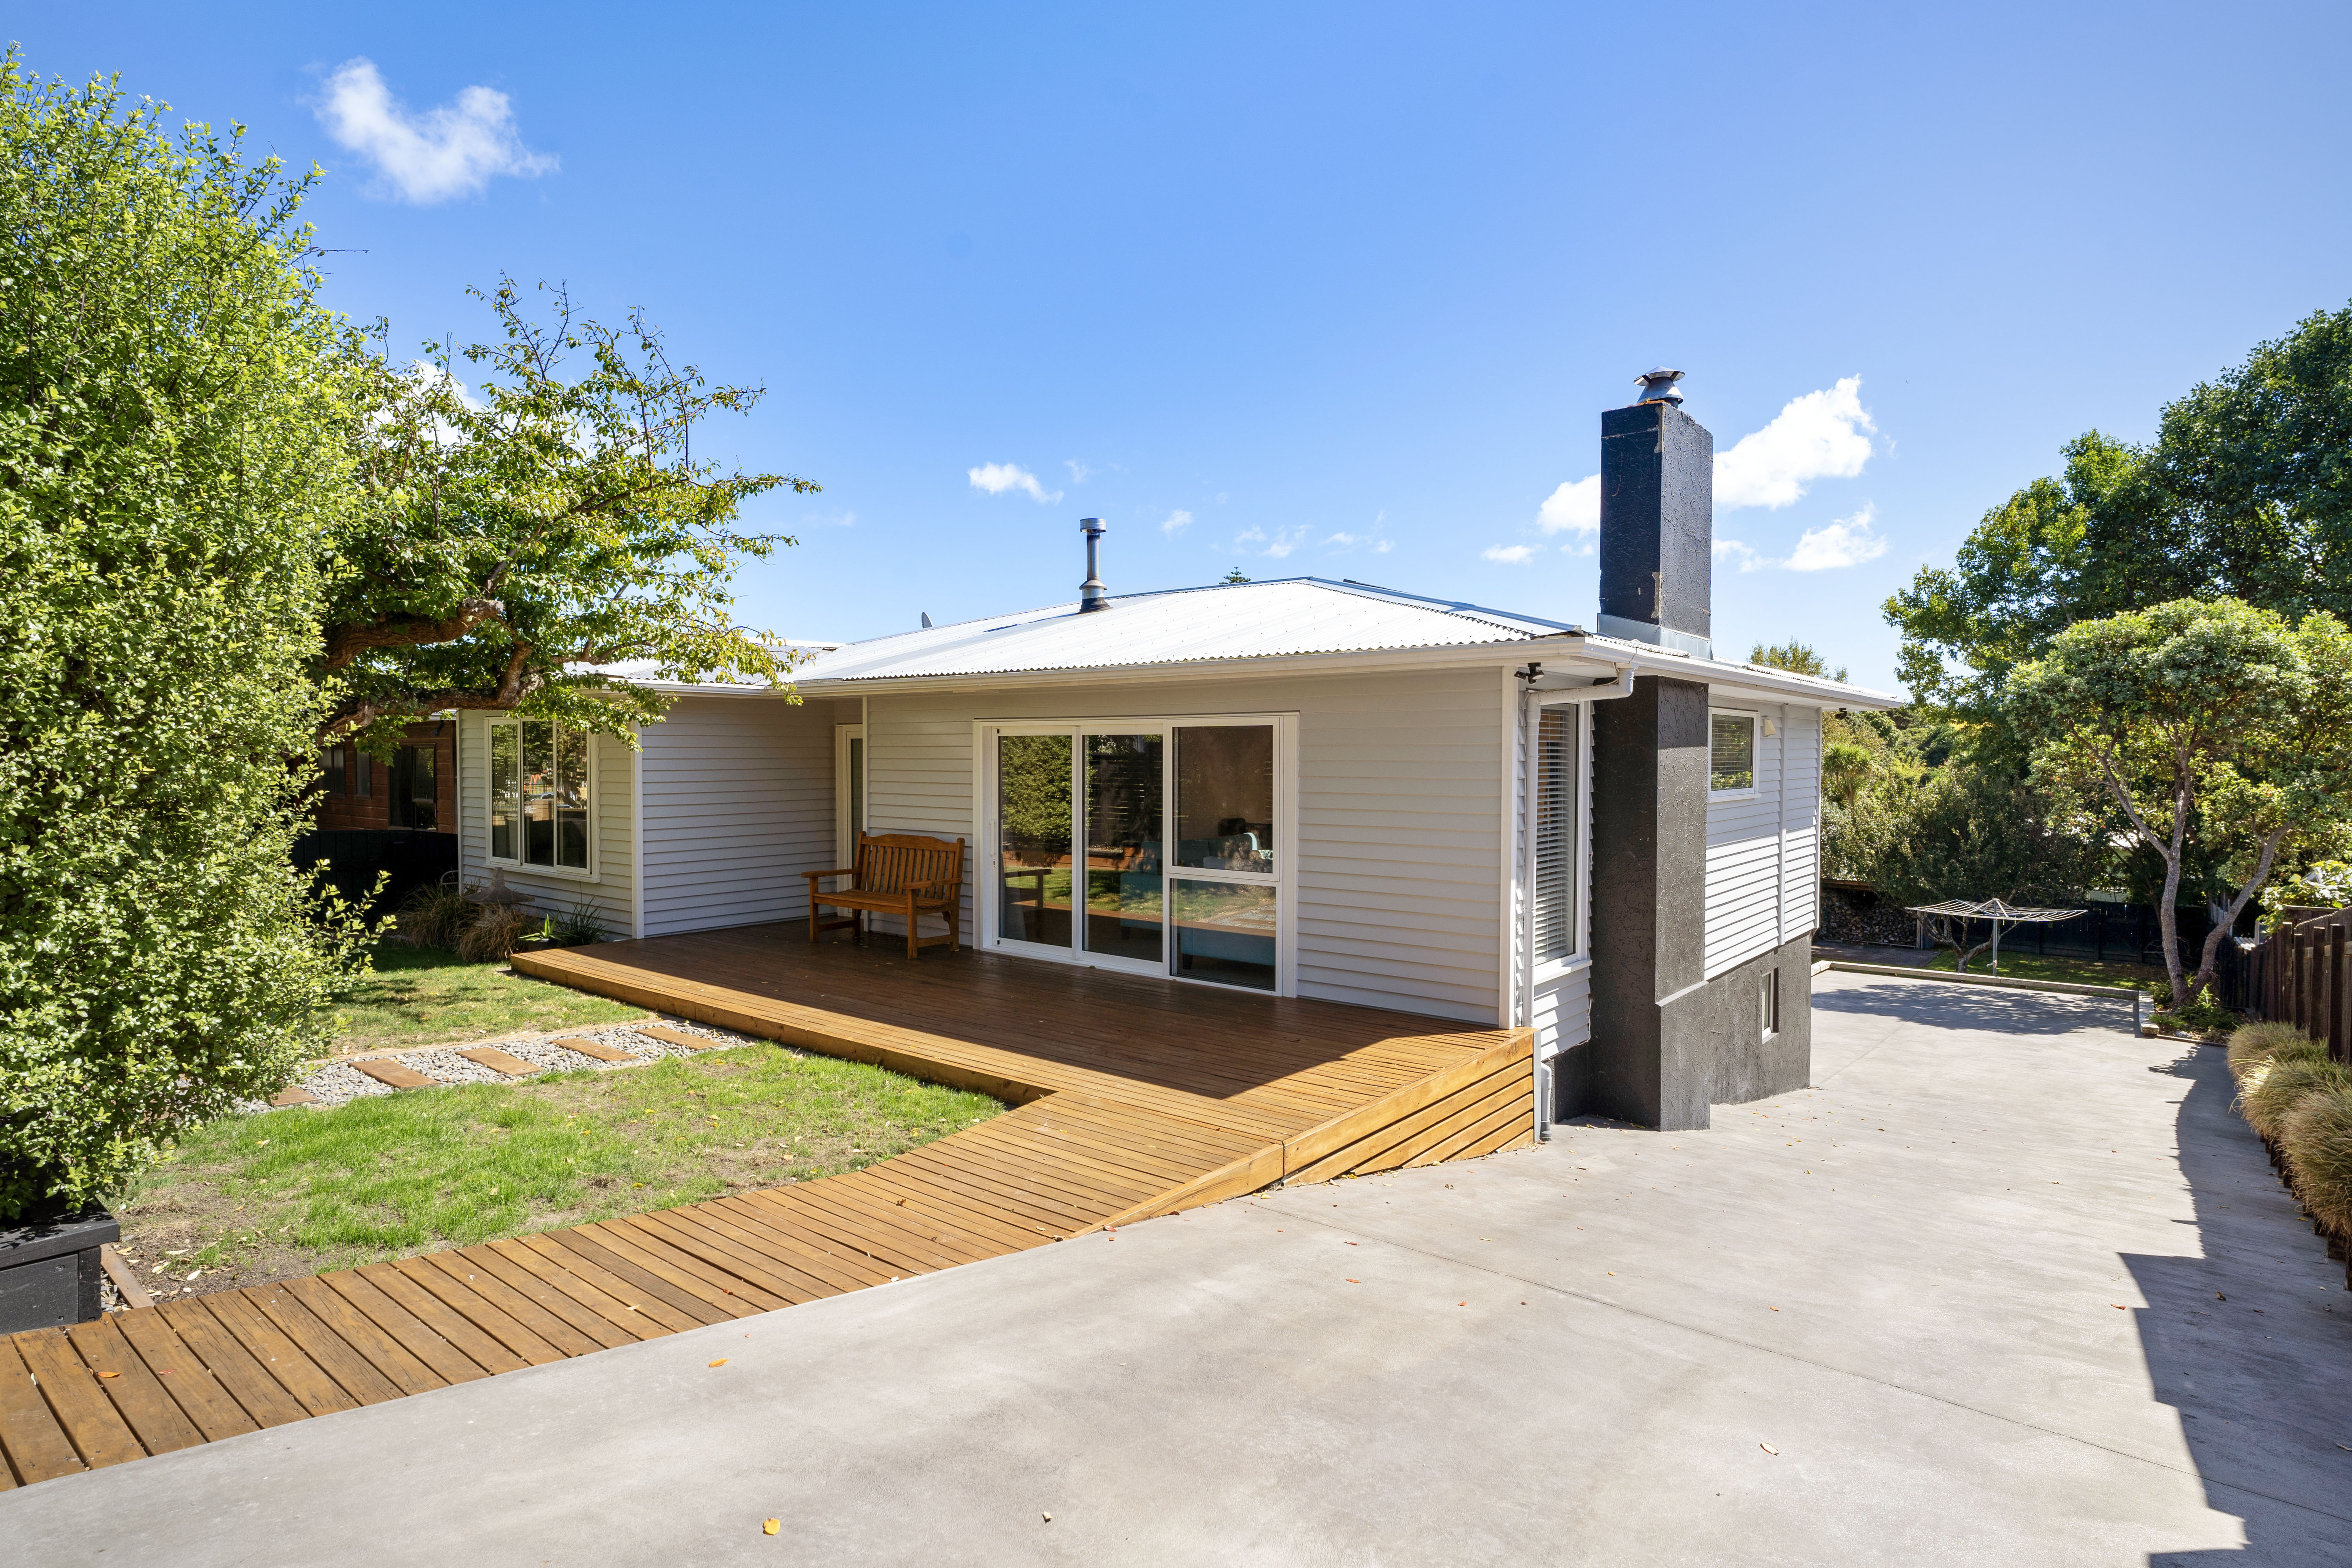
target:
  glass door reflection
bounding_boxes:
[1082,733,1164,963]
[997,732,1073,947]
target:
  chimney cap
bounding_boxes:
[1633,367,1685,405]
[1080,516,1105,534]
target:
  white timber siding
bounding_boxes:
[455,710,636,937]
[636,695,851,938]
[1702,699,1824,977]
[862,667,1509,1025]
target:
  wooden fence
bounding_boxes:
[2240,905,2352,1065]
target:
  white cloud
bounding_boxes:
[1065,459,1092,483]
[1784,505,1888,571]
[1324,532,1359,548]
[967,462,1062,503]
[1714,377,1874,511]
[1237,525,1310,558]
[1537,475,1601,535]
[1374,540,1393,554]
[1713,538,1769,573]
[1483,544,1539,564]
[316,59,556,204]
[1161,509,1193,536]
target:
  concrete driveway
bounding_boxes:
[8,972,2350,1565]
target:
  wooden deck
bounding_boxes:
[0,927,1530,1489]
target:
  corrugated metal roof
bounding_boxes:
[577,577,1905,708]
[785,578,1581,683]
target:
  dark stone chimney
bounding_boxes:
[1570,369,1719,1131]
[1597,370,1713,658]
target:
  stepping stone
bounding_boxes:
[270,1087,320,1107]
[635,1025,726,1052]
[457,1047,542,1077]
[350,1057,435,1090]
[550,1036,637,1063]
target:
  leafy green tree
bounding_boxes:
[1747,641,1846,682]
[2007,599,2352,1005]
[1888,305,2352,715]
[325,283,815,751]
[0,61,368,1220]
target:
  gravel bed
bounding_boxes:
[245,1015,789,1113]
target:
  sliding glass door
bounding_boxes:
[1082,733,1165,963]
[983,717,1288,992]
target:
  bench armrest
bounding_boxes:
[802,867,857,882]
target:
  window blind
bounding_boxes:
[1534,705,1579,963]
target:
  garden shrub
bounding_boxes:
[545,903,610,947]
[2238,1055,2352,1141]
[0,62,369,1221]
[2280,1085,2352,1240]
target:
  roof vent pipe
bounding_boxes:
[1634,367,1685,405]
[1078,517,1111,612]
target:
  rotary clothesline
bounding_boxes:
[1905,898,2087,972]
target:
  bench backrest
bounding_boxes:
[856,832,966,897]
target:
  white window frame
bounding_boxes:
[1708,707,1761,799]
[1524,698,1591,984]
[971,712,1298,997]
[482,716,600,881]
[833,723,867,873]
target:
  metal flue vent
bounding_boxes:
[1634,367,1685,406]
[1078,517,1111,613]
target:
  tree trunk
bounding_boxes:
[2186,826,2287,1008]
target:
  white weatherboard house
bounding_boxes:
[457,381,1900,1131]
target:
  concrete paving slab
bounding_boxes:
[6,973,2348,1564]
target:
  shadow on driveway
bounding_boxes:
[2127,1042,2352,1563]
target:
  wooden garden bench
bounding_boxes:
[804,832,966,959]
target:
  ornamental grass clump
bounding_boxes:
[2238,1054,2352,1141]
[2227,1020,2313,1079]
[394,884,480,951]
[456,905,539,964]
[2280,1087,2352,1241]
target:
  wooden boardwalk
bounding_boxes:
[0,927,1530,1489]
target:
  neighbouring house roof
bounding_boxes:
[593,577,1905,709]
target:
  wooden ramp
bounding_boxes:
[0,927,1530,1488]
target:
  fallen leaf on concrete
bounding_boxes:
[2111,1304,2127,1310]
[1043,1512,1053,1523]
[764,1519,780,1535]
[1760,1443,1779,1455]
[1346,1279,1359,1283]
[709,1358,730,1367]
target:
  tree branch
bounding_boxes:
[319,597,506,671]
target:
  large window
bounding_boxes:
[1532,705,1580,964]
[488,719,592,871]
[1710,711,1756,793]
[985,717,1287,993]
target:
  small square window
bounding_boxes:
[1710,713,1755,792]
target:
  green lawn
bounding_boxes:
[331,939,647,1054]
[1924,950,2163,991]
[115,1042,1002,1299]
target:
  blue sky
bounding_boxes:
[19,4,2352,686]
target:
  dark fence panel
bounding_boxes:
[293,829,458,917]
[1819,882,2214,970]
[2242,906,2352,1064]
